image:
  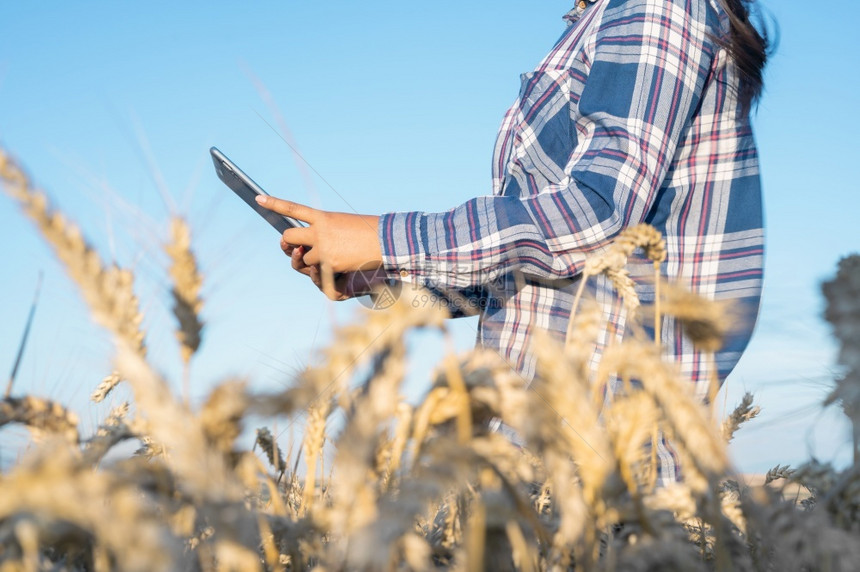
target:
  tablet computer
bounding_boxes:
[210,147,305,233]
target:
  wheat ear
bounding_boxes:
[0,396,79,443]
[91,371,122,403]
[329,340,407,550]
[165,217,204,401]
[567,223,666,343]
[721,392,761,442]
[0,442,188,570]
[256,427,287,474]
[198,379,249,456]
[602,342,729,493]
[83,402,135,465]
[822,255,860,462]
[527,329,621,567]
[0,147,147,388]
[300,397,330,515]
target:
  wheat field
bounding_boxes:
[2,146,860,571]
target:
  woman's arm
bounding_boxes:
[259,0,717,298]
[257,197,489,315]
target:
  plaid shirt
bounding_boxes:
[378,0,764,485]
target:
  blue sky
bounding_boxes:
[1,1,858,473]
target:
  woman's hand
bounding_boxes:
[257,195,382,271]
[257,195,384,299]
[281,244,344,300]
[281,244,365,300]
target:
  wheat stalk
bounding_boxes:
[601,341,729,493]
[822,255,860,462]
[0,442,187,571]
[526,329,624,567]
[659,282,733,354]
[82,401,135,465]
[251,292,447,420]
[299,397,331,516]
[165,216,204,402]
[0,148,146,357]
[605,392,660,498]
[198,379,248,456]
[327,341,408,559]
[378,402,413,491]
[0,147,146,405]
[7,143,860,570]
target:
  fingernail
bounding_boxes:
[255,195,267,205]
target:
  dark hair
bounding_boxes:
[715,0,773,114]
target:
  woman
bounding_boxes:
[257,0,769,485]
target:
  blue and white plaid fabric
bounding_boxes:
[378,0,764,485]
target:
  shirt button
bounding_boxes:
[399,269,409,278]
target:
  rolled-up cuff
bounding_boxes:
[378,211,487,318]
[378,210,428,284]
[379,209,481,287]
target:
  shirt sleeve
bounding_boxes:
[379,0,716,291]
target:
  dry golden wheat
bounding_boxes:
[1,149,147,359]
[165,216,204,365]
[722,392,761,443]
[199,379,249,456]
[256,427,287,474]
[0,443,186,571]
[658,281,735,353]
[82,401,135,465]
[90,371,122,403]
[5,147,860,571]
[602,342,729,491]
[577,223,668,313]
[0,395,79,443]
[823,254,860,462]
[764,464,795,485]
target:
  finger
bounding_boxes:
[302,246,322,267]
[281,238,294,256]
[291,247,313,276]
[319,263,342,301]
[290,245,304,268]
[256,195,318,224]
[282,226,315,247]
[309,265,323,290]
[319,263,337,299]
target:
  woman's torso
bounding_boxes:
[477,0,764,401]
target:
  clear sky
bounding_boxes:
[1,1,858,473]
